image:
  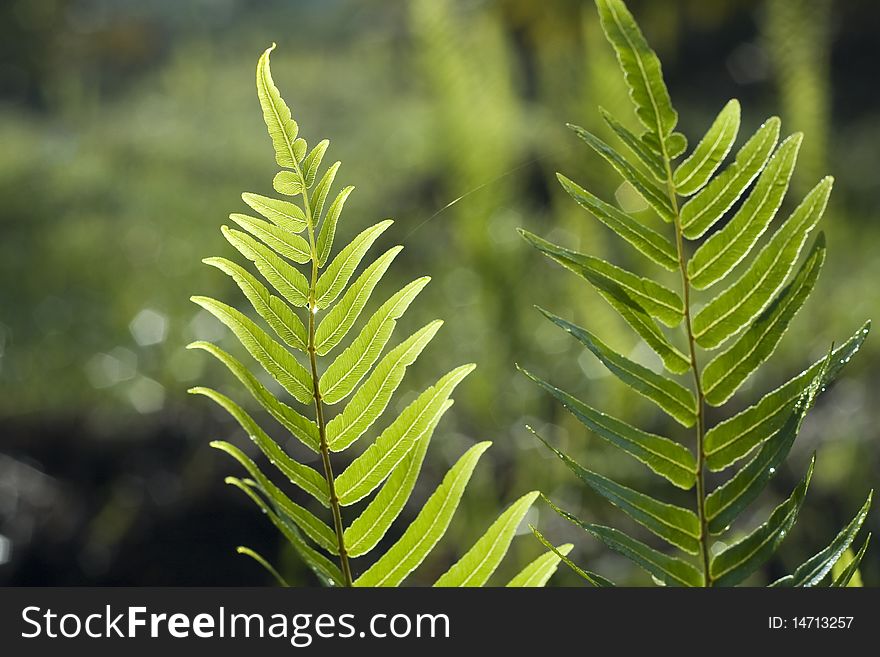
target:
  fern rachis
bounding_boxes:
[525,0,872,587]
[191,45,566,587]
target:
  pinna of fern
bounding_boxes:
[522,0,872,587]
[189,45,566,587]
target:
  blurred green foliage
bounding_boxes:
[0,0,877,585]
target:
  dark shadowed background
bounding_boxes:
[1,0,878,586]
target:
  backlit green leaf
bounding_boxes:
[569,124,675,222]
[256,45,300,169]
[595,0,678,143]
[545,496,703,587]
[336,364,473,505]
[674,99,740,196]
[506,542,575,587]
[435,492,539,586]
[693,177,832,349]
[315,247,402,355]
[203,256,307,352]
[225,477,342,587]
[680,117,780,239]
[704,323,869,470]
[187,341,319,452]
[343,411,438,557]
[211,441,336,553]
[242,192,307,234]
[303,139,329,188]
[774,492,872,587]
[316,185,356,268]
[555,174,677,270]
[710,457,814,587]
[190,296,314,404]
[315,219,392,308]
[522,230,683,326]
[228,213,312,264]
[320,277,430,404]
[326,321,442,452]
[190,387,328,504]
[702,234,826,406]
[530,526,614,586]
[831,535,870,587]
[354,442,491,587]
[221,226,309,307]
[600,108,666,180]
[688,134,802,289]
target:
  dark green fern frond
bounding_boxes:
[524,0,872,587]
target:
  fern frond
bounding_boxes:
[526,0,871,586]
[191,45,547,587]
[530,526,615,587]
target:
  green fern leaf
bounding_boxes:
[545,496,703,587]
[519,371,696,489]
[534,431,700,554]
[526,0,870,588]
[326,321,442,452]
[704,323,868,470]
[190,296,313,404]
[710,457,814,587]
[241,192,307,234]
[831,535,871,587]
[530,526,615,586]
[320,277,430,404]
[569,125,675,222]
[594,0,677,144]
[211,441,337,552]
[600,108,666,180]
[336,364,474,505]
[311,161,341,231]
[772,492,872,587]
[556,174,677,270]
[522,230,684,326]
[193,41,620,588]
[704,391,811,535]
[302,139,329,188]
[315,246,402,355]
[541,309,696,426]
[225,477,343,587]
[235,546,289,587]
[680,118,780,239]
[315,219,392,308]
[687,134,802,290]
[190,387,327,504]
[435,491,539,586]
[187,341,319,452]
[354,442,491,587]
[203,257,307,352]
[693,178,832,349]
[256,44,300,169]
[316,185,356,268]
[702,234,826,405]
[506,542,574,587]
[221,226,310,307]
[674,99,741,196]
[342,413,437,557]
[228,213,312,264]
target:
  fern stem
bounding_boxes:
[300,177,353,587]
[662,162,712,587]
[307,304,353,586]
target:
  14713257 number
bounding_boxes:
[769,616,854,630]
